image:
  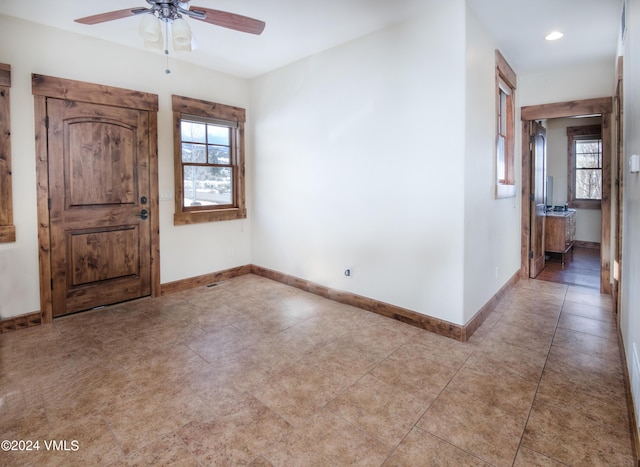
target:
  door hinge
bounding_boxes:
[45,116,49,129]
[50,278,53,289]
[530,135,535,143]
[529,250,534,259]
[530,193,535,202]
[48,198,51,210]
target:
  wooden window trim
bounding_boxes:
[0,63,15,242]
[495,50,517,199]
[172,95,246,225]
[567,124,602,209]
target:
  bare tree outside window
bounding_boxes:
[575,139,602,200]
[567,124,602,209]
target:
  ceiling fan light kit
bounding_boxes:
[138,14,193,52]
[171,18,192,49]
[139,12,162,47]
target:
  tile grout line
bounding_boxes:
[387,339,481,464]
[511,285,568,465]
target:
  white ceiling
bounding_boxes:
[466,0,624,75]
[0,0,625,79]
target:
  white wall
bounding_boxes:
[251,1,470,325]
[462,6,522,322]
[546,117,602,243]
[0,15,252,319]
[519,59,617,107]
[620,0,640,437]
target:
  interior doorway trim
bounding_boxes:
[32,74,160,323]
[520,96,613,294]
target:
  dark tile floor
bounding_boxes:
[0,274,634,466]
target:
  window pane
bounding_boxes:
[182,143,207,163]
[575,169,602,200]
[181,121,206,143]
[208,125,230,145]
[499,90,507,135]
[496,135,505,182]
[576,152,601,169]
[208,146,230,164]
[576,140,602,168]
[183,166,233,206]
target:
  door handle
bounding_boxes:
[136,209,148,220]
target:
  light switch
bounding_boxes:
[630,154,640,174]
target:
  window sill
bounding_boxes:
[495,183,516,199]
[174,208,247,225]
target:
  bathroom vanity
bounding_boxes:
[545,209,576,264]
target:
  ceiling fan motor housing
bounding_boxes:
[144,0,205,21]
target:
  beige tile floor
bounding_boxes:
[0,275,635,466]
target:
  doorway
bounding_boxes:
[32,74,160,322]
[537,246,601,289]
[520,97,613,294]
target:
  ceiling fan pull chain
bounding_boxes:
[164,20,171,74]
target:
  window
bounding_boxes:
[496,82,511,182]
[0,63,15,242]
[495,50,517,199]
[172,95,246,224]
[567,124,602,209]
[181,118,235,207]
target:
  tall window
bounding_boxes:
[496,82,511,183]
[0,63,15,242]
[173,95,246,225]
[495,50,516,199]
[567,124,602,209]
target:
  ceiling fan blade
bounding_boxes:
[189,6,265,35]
[74,8,149,25]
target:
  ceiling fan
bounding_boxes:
[75,0,265,34]
[74,1,265,52]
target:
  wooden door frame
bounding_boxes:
[520,97,613,294]
[32,74,160,323]
[614,56,624,316]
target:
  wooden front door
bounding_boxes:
[529,121,547,278]
[47,98,152,317]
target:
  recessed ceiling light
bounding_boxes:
[545,31,564,41]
